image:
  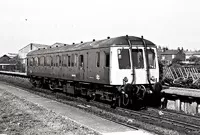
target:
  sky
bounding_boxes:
[0,0,200,56]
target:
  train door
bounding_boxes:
[131,48,147,84]
[79,54,85,81]
[103,51,110,84]
[86,52,89,81]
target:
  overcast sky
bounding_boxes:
[0,0,200,56]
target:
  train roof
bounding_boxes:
[27,36,156,56]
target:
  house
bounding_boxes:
[18,43,49,72]
[0,55,17,71]
[0,55,11,63]
[158,48,185,65]
[184,51,200,60]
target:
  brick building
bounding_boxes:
[158,48,185,65]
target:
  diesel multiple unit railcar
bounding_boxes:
[27,35,162,108]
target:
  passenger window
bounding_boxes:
[68,55,71,67]
[96,52,100,67]
[39,56,45,66]
[71,54,74,67]
[105,53,109,67]
[32,58,35,66]
[56,55,61,66]
[59,56,62,66]
[62,55,67,67]
[44,57,46,66]
[51,56,53,66]
[56,55,59,66]
[46,56,52,66]
[79,55,84,68]
[34,57,38,66]
[30,58,34,66]
[38,57,40,66]
[53,56,56,66]
[74,54,78,67]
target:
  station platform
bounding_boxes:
[162,87,200,99]
[0,70,27,76]
[0,81,153,135]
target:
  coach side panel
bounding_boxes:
[27,48,110,85]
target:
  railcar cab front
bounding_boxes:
[109,36,161,108]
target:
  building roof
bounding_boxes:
[19,43,49,52]
[184,51,200,55]
[27,36,156,56]
[33,43,49,48]
[0,55,10,63]
[158,50,179,55]
[6,53,18,58]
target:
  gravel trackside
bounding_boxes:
[0,90,99,135]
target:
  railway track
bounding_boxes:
[1,71,200,134]
[148,107,200,125]
[117,107,200,133]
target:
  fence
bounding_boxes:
[163,67,200,84]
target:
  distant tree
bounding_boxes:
[188,56,200,62]
[9,55,24,72]
[188,56,200,64]
[158,45,162,50]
